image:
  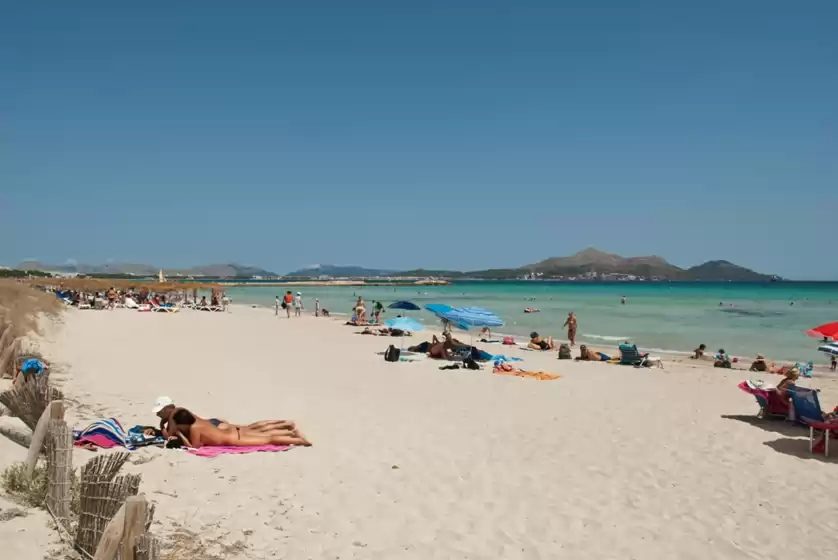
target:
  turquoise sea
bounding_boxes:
[225,282,838,363]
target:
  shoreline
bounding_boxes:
[243,302,828,370]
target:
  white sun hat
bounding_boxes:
[152,396,174,414]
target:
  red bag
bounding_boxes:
[503,336,516,345]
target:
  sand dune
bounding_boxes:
[4,306,835,559]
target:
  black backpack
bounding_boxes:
[384,345,401,362]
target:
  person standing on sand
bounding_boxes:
[355,296,366,323]
[275,296,280,316]
[315,298,320,317]
[294,292,303,317]
[563,312,577,346]
[283,291,293,318]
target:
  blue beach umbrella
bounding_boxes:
[425,303,469,331]
[818,342,838,356]
[442,307,504,328]
[385,317,425,350]
[385,317,425,333]
[389,300,421,311]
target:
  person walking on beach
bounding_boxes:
[563,312,577,346]
[294,292,303,317]
[275,296,280,316]
[315,298,320,317]
[374,300,384,323]
[283,291,293,318]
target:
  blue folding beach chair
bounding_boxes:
[789,386,824,425]
[618,344,647,367]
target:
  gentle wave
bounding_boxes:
[581,333,631,342]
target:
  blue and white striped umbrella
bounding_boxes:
[441,306,504,328]
[818,342,838,356]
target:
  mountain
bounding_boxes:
[285,265,398,278]
[520,248,685,278]
[684,260,772,281]
[15,261,277,278]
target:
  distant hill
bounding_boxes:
[684,260,771,281]
[285,265,398,278]
[520,248,685,278]
[16,261,277,278]
[285,250,774,281]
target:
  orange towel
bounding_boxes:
[492,366,560,381]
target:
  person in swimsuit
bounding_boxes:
[171,410,311,448]
[355,297,366,323]
[563,312,577,346]
[575,344,610,361]
[528,332,555,351]
[153,397,296,440]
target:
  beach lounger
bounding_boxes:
[618,344,648,367]
[737,380,789,419]
[789,386,825,425]
[806,419,838,457]
[150,302,179,313]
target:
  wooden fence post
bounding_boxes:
[25,400,64,477]
[46,418,73,526]
[121,495,148,560]
[0,336,21,378]
[92,502,126,560]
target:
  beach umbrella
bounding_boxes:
[385,317,425,333]
[441,307,504,328]
[806,322,838,340]
[388,300,421,311]
[385,317,425,350]
[818,342,838,356]
[425,303,469,331]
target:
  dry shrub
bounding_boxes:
[0,279,63,339]
[162,524,248,560]
[0,461,80,512]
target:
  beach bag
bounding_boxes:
[503,336,516,345]
[384,345,401,362]
[281,302,287,309]
[464,357,480,370]
[558,344,571,360]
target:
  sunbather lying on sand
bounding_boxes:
[153,397,296,440]
[528,332,555,351]
[575,344,611,361]
[171,409,311,448]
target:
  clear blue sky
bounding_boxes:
[2,1,836,279]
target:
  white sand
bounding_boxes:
[4,305,838,559]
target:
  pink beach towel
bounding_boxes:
[187,445,292,458]
[75,434,122,449]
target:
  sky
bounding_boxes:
[1,1,836,279]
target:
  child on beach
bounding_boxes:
[294,292,303,317]
[831,355,837,372]
[275,296,280,316]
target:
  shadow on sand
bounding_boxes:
[721,414,804,437]
[763,438,838,464]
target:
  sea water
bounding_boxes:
[225,282,837,363]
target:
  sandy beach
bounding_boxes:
[3,305,838,559]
